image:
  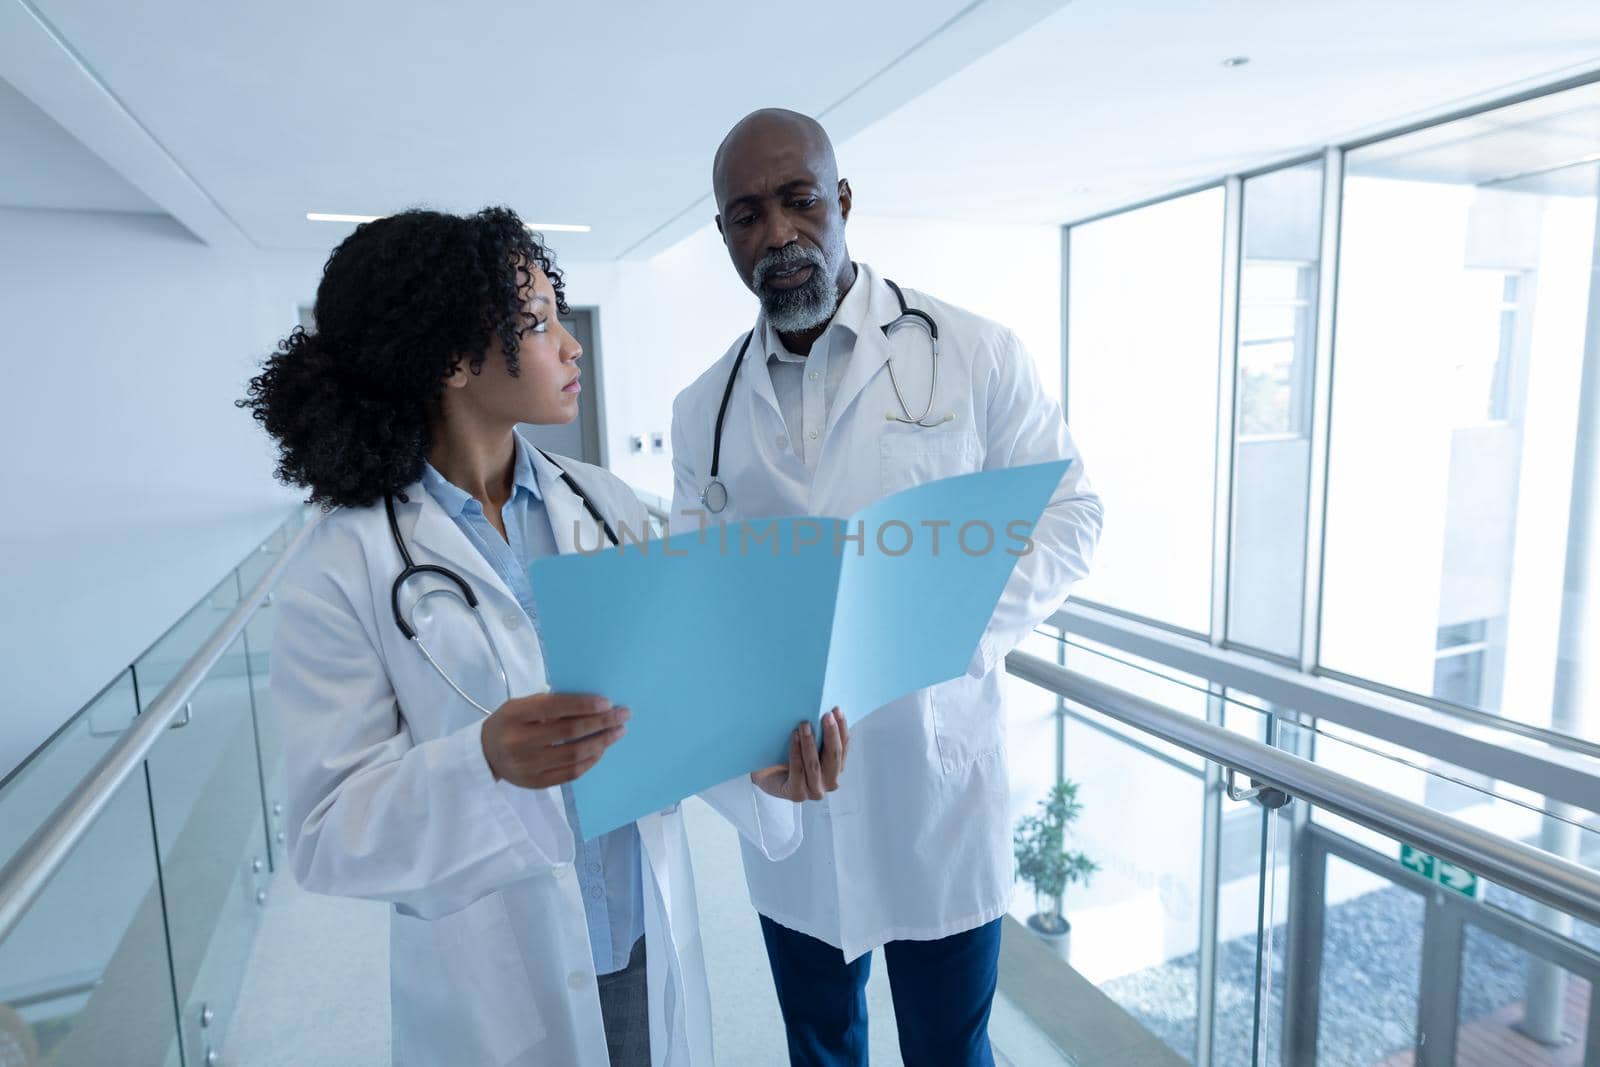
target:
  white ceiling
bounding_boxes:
[6,0,1064,257]
[840,0,1600,228]
[4,0,1600,257]
[0,75,159,213]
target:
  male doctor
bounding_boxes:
[669,109,1103,1066]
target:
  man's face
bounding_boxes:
[715,130,851,333]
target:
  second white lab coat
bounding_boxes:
[272,440,799,1066]
[669,264,1102,960]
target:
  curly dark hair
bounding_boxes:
[239,206,569,509]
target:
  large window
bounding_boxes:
[1058,80,1600,743]
[1227,161,1325,658]
[1066,188,1225,634]
[1319,83,1600,738]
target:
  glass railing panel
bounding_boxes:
[0,511,302,1067]
[1055,633,1212,773]
[1222,690,1430,1066]
[137,569,248,699]
[0,672,182,1067]
[1054,700,1214,1062]
[141,627,270,1067]
[1013,632,1286,1063]
[1307,717,1600,883]
[0,674,138,862]
[236,539,290,871]
[236,542,279,679]
[1269,810,1600,1066]
[1209,696,1295,1067]
[1008,634,1600,1065]
[1005,629,1068,925]
[1235,687,1600,1066]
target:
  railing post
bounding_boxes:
[1414,890,1465,1066]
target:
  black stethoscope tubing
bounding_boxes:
[385,448,620,642]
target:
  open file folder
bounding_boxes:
[529,459,1070,839]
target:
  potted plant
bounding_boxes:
[1014,780,1097,957]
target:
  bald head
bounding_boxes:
[713,108,838,207]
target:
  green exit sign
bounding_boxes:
[1400,844,1484,899]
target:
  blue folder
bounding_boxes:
[529,459,1069,838]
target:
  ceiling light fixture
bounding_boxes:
[306,212,591,233]
[1221,56,1251,68]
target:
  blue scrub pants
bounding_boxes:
[758,915,1002,1067]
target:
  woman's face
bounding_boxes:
[451,265,582,427]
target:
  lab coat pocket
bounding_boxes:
[929,674,1002,775]
[391,892,546,1062]
[879,430,981,495]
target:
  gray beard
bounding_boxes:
[761,269,839,333]
[752,245,841,333]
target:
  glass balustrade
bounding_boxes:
[0,509,302,1067]
[1005,627,1600,1066]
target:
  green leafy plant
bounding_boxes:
[1013,781,1098,934]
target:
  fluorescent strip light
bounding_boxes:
[306,212,589,233]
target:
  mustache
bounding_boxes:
[751,243,827,290]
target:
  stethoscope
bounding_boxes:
[700,275,951,515]
[385,450,620,716]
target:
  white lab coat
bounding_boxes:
[670,263,1102,960]
[272,440,800,1066]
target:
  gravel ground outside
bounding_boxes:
[1099,879,1599,1066]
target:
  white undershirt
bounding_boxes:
[764,272,870,471]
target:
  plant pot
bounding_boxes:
[1025,911,1071,961]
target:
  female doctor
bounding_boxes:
[241,207,848,1067]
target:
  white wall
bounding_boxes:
[0,207,317,779]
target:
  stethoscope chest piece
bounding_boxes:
[701,478,728,514]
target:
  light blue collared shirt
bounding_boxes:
[420,436,645,976]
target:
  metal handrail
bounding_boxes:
[1007,650,1600,929]
[1047,602,1600,811]
[0,513,321,945]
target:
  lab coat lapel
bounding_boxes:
[527,447,591,555]
[743,317,786,426]
[824,266,896,436]
[398,483,522,613]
